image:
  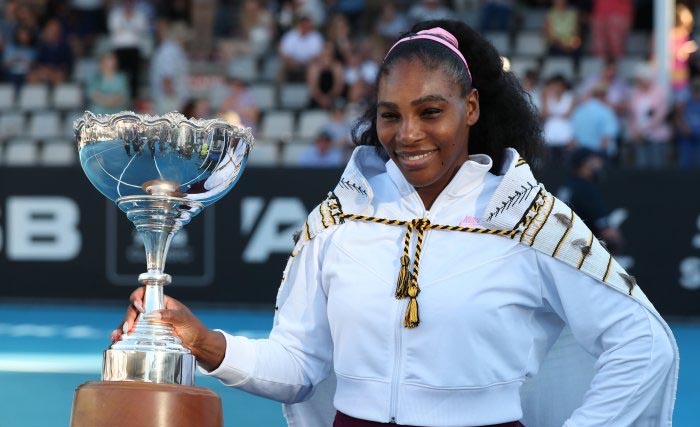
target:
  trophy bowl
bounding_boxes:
[74,111,254,386]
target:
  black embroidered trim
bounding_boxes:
[338,178,367,196]
[486,181,537,221]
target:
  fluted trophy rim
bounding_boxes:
[74,110,255,150]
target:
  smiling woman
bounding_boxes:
[115,19,678,427]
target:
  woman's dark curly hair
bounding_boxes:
[352,19,543,173]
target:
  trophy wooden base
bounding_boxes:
[70,381,223,427]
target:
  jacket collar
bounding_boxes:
[385,154,492,200]
[334,146,540,229]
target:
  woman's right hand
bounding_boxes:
[109,287,227,371]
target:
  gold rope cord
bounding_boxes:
[338,213,516,328]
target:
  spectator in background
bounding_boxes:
[278,14,324,83]
[298,129,343,167]
[479,0,514,32]
[327,0,365,31]
[375,2,409,43]
[87,50,130,115]
[108,0,150,100]
[544,0,581,66]
[408,0,454,26]
[14,4,39,35]
[69,0,105,55]
[218,76,259,131]
[237,0,275,59]
[190,0,216,60]
[2,26,36,89]
[541,74,575,164]
[624,64,672,169]
[0,1,19,52]
[325,13,352,64]
[578,57,628,115]
[674,77,700,169]
[182,97,212,119]
[558,148,624,254]
[298,0,328,28]
[343,38,380,104]
[321,97,353,153]
[307,42,345,109]
[590,0,633,60]
[27,19,73,85]
[671,3,697,104]
[570,83,619,158]
[150,21,190,114]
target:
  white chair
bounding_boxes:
[259,110,295,142]
[72,58,98,85]
[297,110,330,140]
[282,143,312,166]
[40,139,76,166]
[508,57,539,80]
[619,57,646,80]
[4,138,38,166]
[227,55,257,82]
[521,9,547,31]
[247,140,280,166]
[0,112,26,138]
[29,111,62,139]
[0,84,15,111]
[484,32,510,56]
[250,83,276,110]
[52,83,83,110]
[514,33,547,57]
[261,56,281,82]
[578,56,604,81]
[541,57,575,81]
[280,84,310,110]
[18,84,50,111]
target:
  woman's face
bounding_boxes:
[376,60,478,197]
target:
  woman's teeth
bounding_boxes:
[404,151,434,161]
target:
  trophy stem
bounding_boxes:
[103,195,204,385]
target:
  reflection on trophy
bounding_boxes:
[70,111,254,427]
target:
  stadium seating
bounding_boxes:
[279,83,310,110]
[4,138,38,166]
[29,111,62,140]
[0,112,26,139]
[297,109,330,140]
[250,83,276,111]
[259,110,294,141]
[52,83,84,111]
[18,84,50,111]
[282,143,311,166]
[0,84,15,111]
[246,141,279,166]
[40,139,76,166]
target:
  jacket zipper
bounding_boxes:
[389,207,430,423]
[388,298,403,423]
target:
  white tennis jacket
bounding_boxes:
[203,146,678,427]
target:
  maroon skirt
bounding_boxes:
[333,411,525,427]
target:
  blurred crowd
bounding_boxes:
[0,0,698,170]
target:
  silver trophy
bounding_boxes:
[75,111,254,386]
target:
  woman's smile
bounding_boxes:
[396,149,438,169]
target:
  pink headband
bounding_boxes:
[385,27,472,81]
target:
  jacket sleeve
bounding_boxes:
[200,231,334,404]
[535,251,675,427]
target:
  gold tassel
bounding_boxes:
[395,255,411,299]
[403,285,420,328]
